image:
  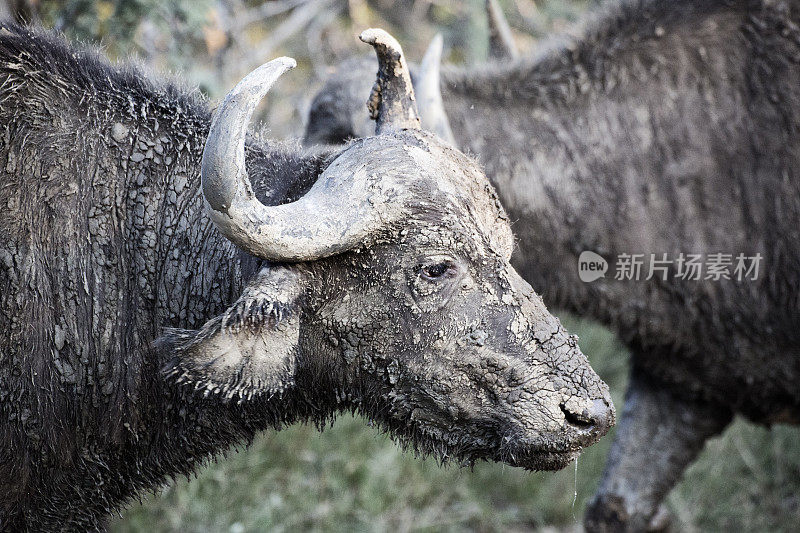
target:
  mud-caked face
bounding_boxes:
[167,131,612,471]
[169,45,611,474]
[310,132,614,470]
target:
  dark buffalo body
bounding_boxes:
[304,0,800,530]
[442,0,800,423]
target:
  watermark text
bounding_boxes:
[578,252,762,282]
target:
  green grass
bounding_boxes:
[669,422,800,532]
[111,316,800,532]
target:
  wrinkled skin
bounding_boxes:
[166,132,614,472]
[305,136,612,469]
[0,23,612,531]
[303,0,800,530]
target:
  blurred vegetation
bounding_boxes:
[5,0,799,530]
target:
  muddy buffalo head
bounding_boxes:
[164,29,613,471]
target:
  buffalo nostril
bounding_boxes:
[561,399,613,434]
[561,403,594,429]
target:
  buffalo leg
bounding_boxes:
[584,371,732,532]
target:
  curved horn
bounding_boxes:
[359,28,421,134]
[487,0,519,60]
[202,58,385,261]
[415,34,455,145]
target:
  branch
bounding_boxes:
[4,0,40,25]
[244,0,332,66]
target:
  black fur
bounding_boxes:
[0,21,330,530]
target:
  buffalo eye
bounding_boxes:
[420,260,456,281]
[410,257,464,305]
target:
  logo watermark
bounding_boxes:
[578,252,762,282]
[578,251,609,282]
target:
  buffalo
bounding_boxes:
[0,22,613,530]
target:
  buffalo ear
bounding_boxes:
[160,266,305,402]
